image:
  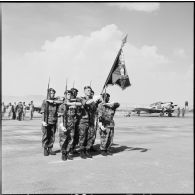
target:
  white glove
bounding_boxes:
[42,121,47,126]
[98,122,106,131]
[86,99,94,105]
[59,123,67,132]
[46,99,54,103]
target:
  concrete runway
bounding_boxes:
[2,113,194,193]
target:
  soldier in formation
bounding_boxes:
[70,88,82,154]
[58,90,82,160]
[97,93,120,156]
[40,88,59,156]
[78,86,96,159]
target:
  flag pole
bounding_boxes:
[65,79,68,99]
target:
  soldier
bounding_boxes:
[58,90,82,161]
[16,102,23,121]
[22,102,26,120]
[177,107,181,117]
[70,88,81,154]
[89,90,102,152]
[40,88,59,156]
[182,108,185,117]
[12,102,17,120]
[29,101,35,120]
[78,86,96,159]
[7,103,13,120]
[97,93,120,156]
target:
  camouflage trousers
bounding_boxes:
[42,124,56,149]
[99,126,114,151]
[72,120,80,150]
[59,121,75,153]
[91,125,97,146]
[79,120,95,150]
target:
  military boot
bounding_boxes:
[62,152,67,161]
[85,150,92,158]
[106,150,113,155]
[90,146,97,152]
[44,148,49,156]
[70,148,79,155]
[48,148,56,155]
[67,153,73,160]
[80,150,87,159]
[101,150,107,156]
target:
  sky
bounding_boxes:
[2,2,194,107]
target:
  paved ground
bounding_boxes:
[2,113,194,193]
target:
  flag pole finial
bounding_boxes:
[121,34,128,48]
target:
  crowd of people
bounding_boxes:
[40,86,120,161]
[1,101,35,120]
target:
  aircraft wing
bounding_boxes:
[133,107,162,113]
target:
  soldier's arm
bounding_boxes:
[86,99,95,105]
[65,102,82,106]
[40,100,46,122]
[46,99,63,105]
[103,102,120,109]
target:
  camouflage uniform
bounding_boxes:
[40,100,59,150]
[79,97,95,151]
[58,102,77,154]
[89,102,98,147]
[71,102,82,151]
[97,102,120,151]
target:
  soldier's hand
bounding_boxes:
[59,123,67,132]
[42,121,47,126]
[99,122,106,131]
[61,126,67,132]
[46,99,54,103]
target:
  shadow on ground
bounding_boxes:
[54,144,149,157]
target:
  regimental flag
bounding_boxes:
[102,48,131,91]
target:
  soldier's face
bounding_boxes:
[84,88,91,96]
[73,91,77,98]
[67,93,71,100]
[50,91,55,99]
[105,96,110,103]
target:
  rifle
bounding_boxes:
[73,80,75,89]
[45,77,50,124]
[64,79,68,129]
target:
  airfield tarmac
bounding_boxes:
[2,113,194,193]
